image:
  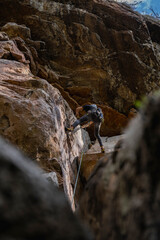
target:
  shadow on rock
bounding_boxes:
[79,94,160,240]
[0,136,93,240]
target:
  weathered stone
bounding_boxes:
[100,104,128,136]
[26,38,46,50]
[2,22,31,40]
[52,83,79,112]
[67,86,92,100]
[0,58,91,207]
[0,0,159,114]
[38,157,64,188]
[43,172,59,187]
[14,36,38,74]
[153,42,160,64]
[0,31,9,41]
[1,23,46,75]
[0,136,93,240]
[127,107,137,119]
[144,15,160,44]
[37,63,49,79]
[79,94,160,240]
[0,38,29,63]
[80,153,106,183]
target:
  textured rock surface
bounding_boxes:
[2,22,31,40]
[0,0,159,114]
[79,94,160,240]
[0,136,93,240]
[43,172,59,187]
[145,15,160,44]
[0,20,129,136]
[0,32,91,207]
[0,39,28,63]
[99,105,128,136]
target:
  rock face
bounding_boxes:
[0,0,159,114]
[0,20,130,138]
[78,94,160,240]
[145,15,160,44]
[0,0,160,216]
[0,31,91,207]
[0,136,93,240]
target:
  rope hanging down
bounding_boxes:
[71,150,84,209]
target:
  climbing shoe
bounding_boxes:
[65,126,74,132]
[101,146,105,153]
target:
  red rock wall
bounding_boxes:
[0,30,91,208]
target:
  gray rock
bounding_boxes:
[79,94,160,240]
[43,172,59,187]
[0,136,93,240]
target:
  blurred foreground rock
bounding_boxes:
[0,136,93,240]
[79,94,160,240]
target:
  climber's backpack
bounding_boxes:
[92,107,104,122]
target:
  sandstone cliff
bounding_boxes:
[0,0,160,240]
[0,30,91,208]
[0,0,160,114]
[1,0,160,138]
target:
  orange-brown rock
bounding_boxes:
[80,153,106,182]
[66,86,92,103]
[0,0,159,115]
[1,23,47,76]
[80,134,125,181]
[14,36,38,75]
[79,95,160,240]
[1,22,31,40]
[52,83,79,112]
[128,107,137,119]
[0,136,93,240]
[100,104,128,136]
[0,55,91,208]
[0,39,29,63]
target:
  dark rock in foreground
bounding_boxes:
[79,94,160,240]
[0,136,92,240]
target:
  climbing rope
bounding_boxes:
[71,149,84,209]
[66,123,87,209]
[71,125,87,209]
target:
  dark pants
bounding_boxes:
[72,113,103,147]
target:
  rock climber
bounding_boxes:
[65,104,105,153]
